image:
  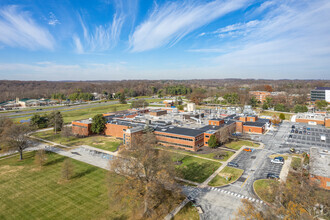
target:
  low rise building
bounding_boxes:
[309,147,330,190]
[72,119,92,136]
[249,91,271,103]
[149,109,167,116]
[294,113,329,126]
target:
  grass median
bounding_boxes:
[173,202,199,220]
[208,166,244,187]
[33,130,122,152]
[253,179,278,203]
[225,140,259,150]
[171,154,221,183]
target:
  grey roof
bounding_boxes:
[209,118,224,121]
[309,147,330,178]
[154,126,204,137]
[243,122,266,127]
[256,118,270,123]
[315,87,330,90]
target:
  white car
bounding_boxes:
[271,159,284,165]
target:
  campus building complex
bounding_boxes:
[309,147,330,190]
[72,107,270,152]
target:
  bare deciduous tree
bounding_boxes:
[108,132,182,219]
[2,123,34,160]
[61,158,74,180]
[35,149,47,167]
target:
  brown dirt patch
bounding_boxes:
[0,165,24,176]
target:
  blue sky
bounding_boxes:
[0,0,329,80]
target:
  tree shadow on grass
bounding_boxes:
[72,166,98,179]
[177,162,211,183]
[44,156,66,166]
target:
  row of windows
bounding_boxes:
[155,133,194,142]
[158,141,193,148]
[73,124,87,128]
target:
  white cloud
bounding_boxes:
[215,20,259,34]
[73,0,136,53]
[0,5,54,50]
[73,35,83,54]
[210,0,330,77]
[48,12,60,26]
[129,0,249,52]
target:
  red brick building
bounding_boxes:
[309,148,330,190]
[249,91,271,103]
[72,119,92,136]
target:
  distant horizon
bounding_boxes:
[0,0,330,80]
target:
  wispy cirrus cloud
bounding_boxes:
[73,0,138,53]
[48,12,60,26]
[210,0,330,77]
[0,5,54,50]
[129,0,250,52]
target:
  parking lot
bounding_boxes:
[286,125,330,149]
[230,149,261,171]
[259,159,283,179]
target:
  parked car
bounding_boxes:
[243,148,253,152]
[307,132,310,135]
[295,129,298,133]
[299,131,303,134]
[291,130,294,133]
[228,162,239,167]
[271,158,284,164]
[267,173,279,179]
[291,125,295,129]
[307,127,311,130]
[274,156,284,161]
[289,148,300,154]
[289,135,292,138]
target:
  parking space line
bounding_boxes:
[241,175,249,188]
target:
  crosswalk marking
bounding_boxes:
[207,187,265,205]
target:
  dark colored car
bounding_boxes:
[289,135,292,138]
[267,173,279,179]
[299,131,302,134]
[291,130,294,133]
[228,162,239,168]
[291,125,295,129]
[274,156,284,162]
[295,129,298,133]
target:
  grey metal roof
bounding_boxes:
[243,122,266,127]
[309,147,330,178]
[154,126,204,137]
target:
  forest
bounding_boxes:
[0,79,329,103]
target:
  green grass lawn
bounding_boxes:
[259,111,293,120]
[171,154,221,183]
[291,157,302,170]
[157,145,233,162]
[12,103,130,123]
[173,202,199,220]
[225,140,259,150]
[253,179,278,203]
[0,151,132,220]
[33,130,122,152]
[208,166,244,187]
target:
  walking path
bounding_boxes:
[279,156,292,182]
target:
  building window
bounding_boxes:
[205,135,209,138]
[205,142,208,144]
[249,129,251,132]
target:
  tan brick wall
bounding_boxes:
[296,118,325,125]
[325,118,330,128]
[72,121,91,136]
[154,131,203,151]
[310,175,330,190]
[105,123,129,138]
[243,125,264,134]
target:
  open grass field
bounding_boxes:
[157,146,233,162]
[173,202,199,220]
[259,111,293,120]
[0,151,132,220]
[171,154,221,183]
[33,130,122,152]
[208,166,244,187]
[12,103,130,123]
[225,140,259,150]
[253,179,278,203]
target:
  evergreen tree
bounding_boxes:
[208,135,218,148]
[91,114,106,134]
